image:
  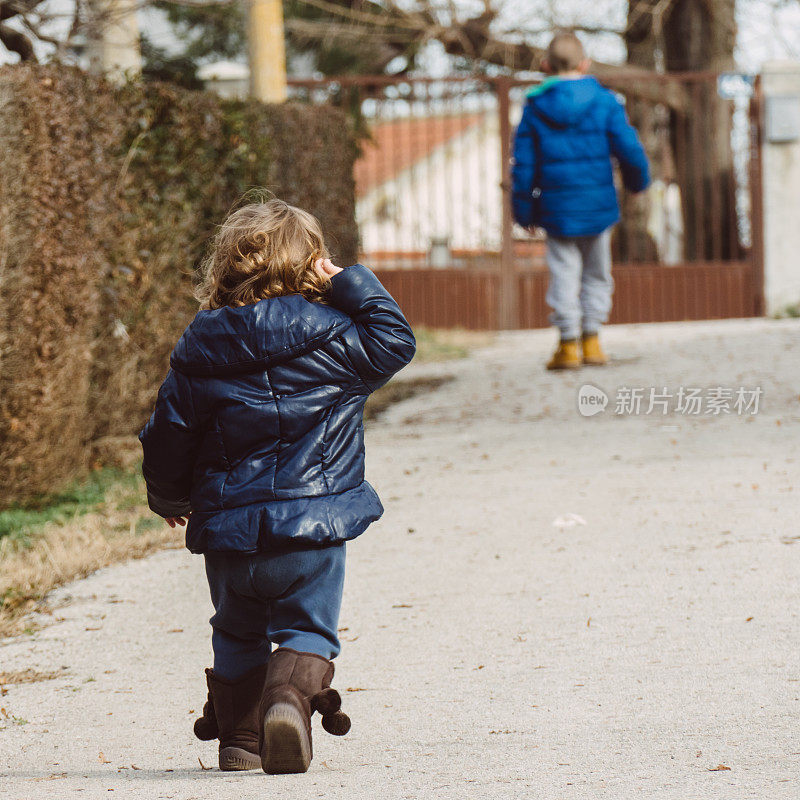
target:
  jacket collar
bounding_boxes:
[170,294,349,377]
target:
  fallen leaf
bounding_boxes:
[98,752,111,764]
[708,764,731,771]
[745,616,753,622]
[32,773,67,782]
[392,604,412,609]
[198,757,212,771]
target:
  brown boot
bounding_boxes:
[197,665,267,771]
[193,685,218,741]
[259,648,351,774]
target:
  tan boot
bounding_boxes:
[546,339,582,371]
[198,665,267,771]
[259,648,350,774]
[582,332,608,366]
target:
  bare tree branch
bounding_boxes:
[0,0,44,23]
[0,21,36,59]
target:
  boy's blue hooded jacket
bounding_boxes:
[511,76,650,237]
[138,265,416,554]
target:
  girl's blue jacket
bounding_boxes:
[138,264,416,553]
[511,76,650,237]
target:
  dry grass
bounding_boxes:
[0,669,65,686]
[0,328,487,638]
[0,469,182,638]
[364,376,453,421]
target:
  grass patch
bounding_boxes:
[413,327,495,363]
[0,461,181,637]
[774,303,800,319]
[0,467,143,546]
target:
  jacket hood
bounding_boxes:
[170,294,349,377]
[527,75,604,129]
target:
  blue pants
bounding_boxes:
[204,543,346,681]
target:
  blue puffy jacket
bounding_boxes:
[511,76,650,237]
[138,264,416,554]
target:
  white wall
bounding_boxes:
[761,61,800,314]
[356,113,502,257]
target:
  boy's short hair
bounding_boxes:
[545,32,586,73]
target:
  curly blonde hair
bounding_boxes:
[196,199,331,310]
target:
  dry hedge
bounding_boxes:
[0,65,358,507]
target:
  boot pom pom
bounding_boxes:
[321,710,351,736]
[193,715,218,741]
[312,687,341,715]
[193,701,218,740]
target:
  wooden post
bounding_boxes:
[749,74,765,317]
[248,0,287,102]
[497,77,518,329]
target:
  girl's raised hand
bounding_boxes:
[314,258,343,281]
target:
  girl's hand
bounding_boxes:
[165,513,190,528]
[314,258,343,281]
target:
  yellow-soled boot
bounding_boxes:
[546,340,582,371]
[582,333,608,366]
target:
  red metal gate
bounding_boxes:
[288,73,763,330]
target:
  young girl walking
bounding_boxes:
[138,199,415,774]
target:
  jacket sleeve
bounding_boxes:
[327,264,416,392]
[511,106,538,227]
[607,97,651,193]
[138,368,201,518]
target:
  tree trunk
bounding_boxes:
[619,0,738,263]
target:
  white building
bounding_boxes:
[354,111,503,264]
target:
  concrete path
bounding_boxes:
[1,318,798,800]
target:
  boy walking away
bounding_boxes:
[139,199,415,774]
[511,32,650,370]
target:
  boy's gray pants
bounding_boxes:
[545,229,613,340]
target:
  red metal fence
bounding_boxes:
[288,73,763,330]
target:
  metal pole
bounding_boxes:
[248,0,287,102]
[497,77,517,330]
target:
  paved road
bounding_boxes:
[1,319,798,800]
